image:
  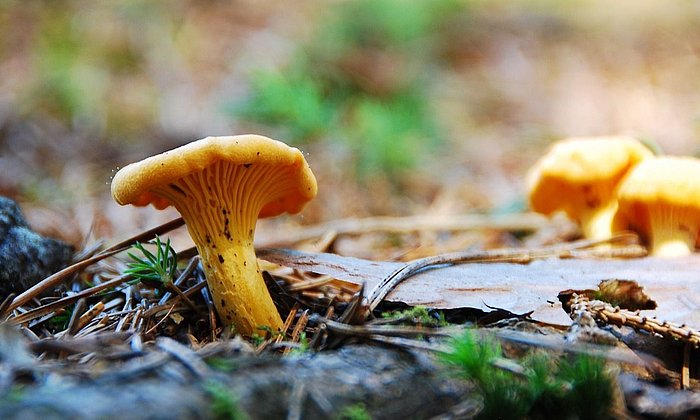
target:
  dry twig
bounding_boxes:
[7,217,186,313]
[263,213,549,246]
[367,232,645,311]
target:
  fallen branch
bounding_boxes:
[566,293,700,348]
[261,213,549,246]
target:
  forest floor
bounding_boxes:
[2,1,700,418]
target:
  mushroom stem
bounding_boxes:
[152,162,287,336]
[195,225,282,335]
[647,209,698,257]
[653,237,693,257]
[579,201,617,240]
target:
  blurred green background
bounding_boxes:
[2,0,700,244]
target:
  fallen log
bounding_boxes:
[0,325,474,419]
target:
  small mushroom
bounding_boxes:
[613,156,700,257]
[111,135,317,336]
[526,136,653,240]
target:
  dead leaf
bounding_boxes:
[258,248,700,327]
[560,279,657,312]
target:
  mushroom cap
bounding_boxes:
[613,156,700,227]
[526,136,653,216]
[111,135,317,217]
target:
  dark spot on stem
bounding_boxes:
[223,217,232,240]
[221,299,226,307]
[243,163,252,169]
[218,254,224,263]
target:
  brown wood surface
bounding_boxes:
[258,249,700,327]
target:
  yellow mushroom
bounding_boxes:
[111,135,317,336]
[613,156,700,257]
[526,136,653,240]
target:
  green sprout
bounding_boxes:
[124,235,177,288]
[256,325,284,340]
[288,332,310,356]
[47,306,73,330]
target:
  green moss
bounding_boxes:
[205,357,239,373]
[1,385,27,404]
[234,0,466,181]
[15,1,159,138]
[335,403,371,420]
[381,305,447,327]
[556,355,615,419]
[202,380,248,420]
[250,333,265,347]
[440,331,615,419]
[237,70,335,142]
[344,93,439,177]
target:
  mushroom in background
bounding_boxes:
[111,135,318,336]
[613,156,700,257]
[526,136,653,240]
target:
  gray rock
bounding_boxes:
[0,196,73,298]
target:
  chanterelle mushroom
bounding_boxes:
[526,136,653,240]
[613,156,700,257]
[111,135,317,336]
